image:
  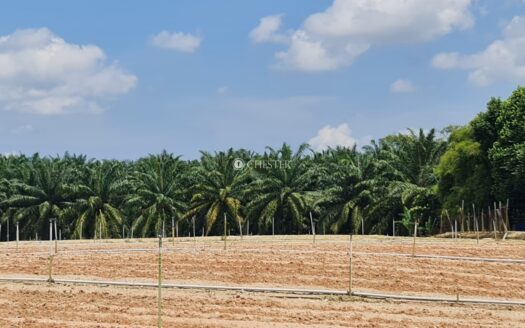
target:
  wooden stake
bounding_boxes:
[223,213,227,250]
[16,222,19,251]
[272,216,275,237]
[412,221,418,257]
[456,200,465,232]
[309,212,315,244]
[192,216,196,245]
[54,220,58,254]
[171,217,175,246]
[157,235,163,328]
[473,204,479,245]
[348,234,353,295]
[481,209,485,232]
[48,220,54,283]
[505,199,510,230]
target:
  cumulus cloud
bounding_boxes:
[253,0,474,72]
[309,123,357,151]
[390,79,415,93]
[0,28,137,114]
[432,16,525,86]
[249,15,288,44]
[151,31,202,53]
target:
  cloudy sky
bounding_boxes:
[1,0,524,159]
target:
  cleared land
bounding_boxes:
[0,235,524,327]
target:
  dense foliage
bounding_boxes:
[1,88,524,239]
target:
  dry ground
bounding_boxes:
[0,235,524,327]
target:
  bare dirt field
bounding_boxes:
[0,235,524,327]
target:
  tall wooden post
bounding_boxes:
[309,212,315,244]
[157,235,163,328]
[16,222,19,250]
[412,220,418,257]
[223,213,227,250]
[54,220,58,254]
[348,233,353,295]
[171,217,175,246]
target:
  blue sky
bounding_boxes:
[1,0,524,159]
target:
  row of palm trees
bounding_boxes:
[0,129,447,240]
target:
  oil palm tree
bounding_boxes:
[66,161,128,239]
[185,149,247,235]
[1,156,74,239]
[243,143,317,234]
[127,151,187,237]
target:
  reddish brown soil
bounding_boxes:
[0,236,524,327]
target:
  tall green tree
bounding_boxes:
[185,149,246,235]
[66,161,128,239]
[128,151,187,237]
[244,143,317,234]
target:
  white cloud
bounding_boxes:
[254,0,474,72]
[0,28,137,115]
[432,16,525,86]
[390,79,415,93]
[151,31,202,53]
[249,15,288,44]
[309,123,357,151]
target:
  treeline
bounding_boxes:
[1,87,524,240]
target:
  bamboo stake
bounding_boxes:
[272,217,275,237]
[54,220,58,254]
[481,209,484,232]
[16,222,19,251]
[157,235,163,328]
[171,218,175,246]
[461,200,465,232]
[393,218,395,237]
[48,220,54,283]
[505,199,510,230]
[412,221,418,257]
[309,212,315,244]
[348,233,353,295]
[473,204,479,245]
[192,216,196,245]
[223,213,227,250]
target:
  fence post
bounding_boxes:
[172,217,175,246]
[348,234,353,295]
[15,222,19,249]
[309,212,316,244]
[54,220,58,254]
[157,235,163,328]
[412,221,418,257]
[223,213,227,250]
[47,219,54,283]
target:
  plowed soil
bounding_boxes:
[0,235,524,327]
